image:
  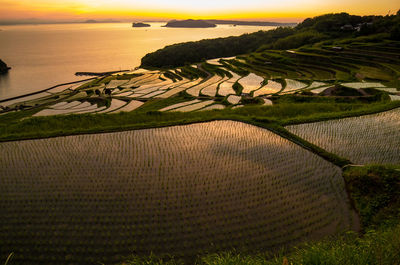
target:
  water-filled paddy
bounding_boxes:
[0,121,357,265]
[287,108,400,164]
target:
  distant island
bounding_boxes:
[163,19,297,28]
[164,19,217,28]
[0,59,10,74]
[132,22,151,28]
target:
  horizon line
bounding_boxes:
[0,18,302,25]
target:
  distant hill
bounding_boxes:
[162,19,296,28]
[164,19,217,28]
[0,59,10,74]
[205,19,297,27]
[132,22,151,28]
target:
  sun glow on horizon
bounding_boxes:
[0,0,398,22]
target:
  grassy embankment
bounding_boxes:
[141,12,400,69]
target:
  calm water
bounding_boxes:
[0,23,275,100]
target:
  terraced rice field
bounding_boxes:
[106,80,129,89]
[1,92,54,107]
[206,58,223,65]
[262,98,273,105]
[227,95,241,105]
[311,87,329,94]
[201,104,225,110]
[390,95,400,101]
[217,73,242,96]
[97,99,127,113]
[201,78,227,97]
[154,80,200,99]
[171,100,215,112]
[240,73,265,93]
[0,70,394,116]
[287,108,400,164]
[375,87,399,93]
[253,81,282,97]
[160,99,201,112]
[33,101,106,116]
[342,82,386,89]
[218,81,237,96]
[186,76,223,97]
[0,121,357,265]
[282,79,308,94]
[1,41,399,117]
[307,82,327,90]
[113,100,144,113]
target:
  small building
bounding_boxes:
[355,22,374,32]
[340,24,354,31]
[331,46,344,51]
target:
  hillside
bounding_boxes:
[141,12,400,68]
[205,19,297,27]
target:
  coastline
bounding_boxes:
[0,23,272,100]
[0,77,97,103]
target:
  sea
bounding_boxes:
[0,23,275,100]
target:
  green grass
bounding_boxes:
[120,223,400,265]
[343,165,400,229]
[232,81,244,95]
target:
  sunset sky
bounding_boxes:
[0,0,398,22]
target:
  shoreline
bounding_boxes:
[0,69,136,103]
[0,77,96,103]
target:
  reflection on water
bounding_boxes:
[287,108,400,165]
[0,120,357,263]
[0,72,10,96]
[0,23,275,100]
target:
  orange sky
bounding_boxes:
[0,0,398,22]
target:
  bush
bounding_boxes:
[271,31,326,50]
